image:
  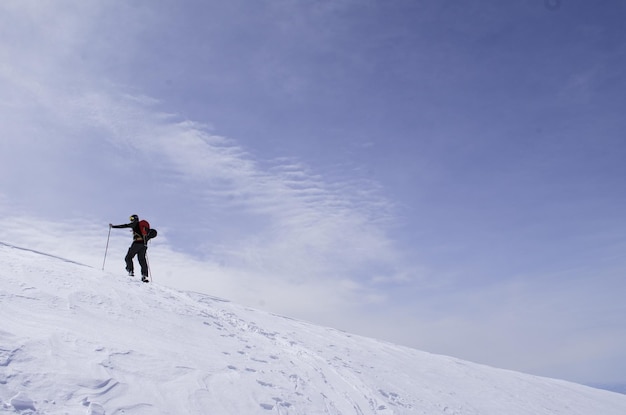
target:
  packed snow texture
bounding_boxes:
[0,243,625,414]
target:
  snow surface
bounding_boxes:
[1,243,625,415]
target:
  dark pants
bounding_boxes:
[125,242,148,277]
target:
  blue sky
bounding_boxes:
[1,0,625,386]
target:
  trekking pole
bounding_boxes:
[102,225,112,270]
[145,249,153,282]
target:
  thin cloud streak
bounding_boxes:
[80,94,402,276]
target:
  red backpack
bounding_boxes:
[139,220,158,241]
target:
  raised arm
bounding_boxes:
[110,223,132,229]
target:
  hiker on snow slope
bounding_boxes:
[110,214,153,282]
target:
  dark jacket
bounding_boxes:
[111,222,145,244]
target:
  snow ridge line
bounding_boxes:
[0,241,91,268]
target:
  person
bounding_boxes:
[109,214,150,282]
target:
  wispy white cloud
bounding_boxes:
[58,89,400,272]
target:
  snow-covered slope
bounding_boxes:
[1,243,625,415]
